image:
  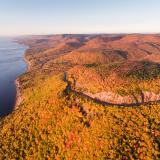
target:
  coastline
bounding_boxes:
[15,78,22,107]
[14,47,31,109]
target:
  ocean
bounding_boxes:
[0,37,27,116]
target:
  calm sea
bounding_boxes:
[0,37,27,117]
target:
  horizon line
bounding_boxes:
[1,32,160,37]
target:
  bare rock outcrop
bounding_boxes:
[82,90,160,105]
[143,91,160,103]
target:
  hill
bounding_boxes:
[0,34,160,159]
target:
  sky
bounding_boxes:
[0,0,160,36]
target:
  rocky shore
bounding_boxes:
[15,79,22,107]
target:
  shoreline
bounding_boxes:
[15,78,22,107]
[14,46,31,109]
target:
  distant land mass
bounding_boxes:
[0,34,160,159]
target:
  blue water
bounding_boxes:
[0,37,27,117]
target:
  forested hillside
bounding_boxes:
[0,34,160,159]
